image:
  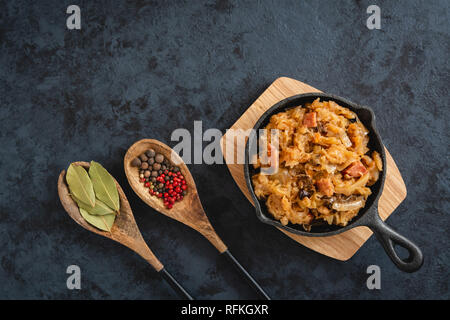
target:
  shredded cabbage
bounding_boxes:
[252,99,382,229]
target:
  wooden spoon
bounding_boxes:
[124,139,270,300]
[57,161,193,300]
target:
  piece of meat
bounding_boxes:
[303,112,317,127]
[343,160,368,177]
[316,178,334,197]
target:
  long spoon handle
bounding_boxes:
[160,268,194,300]
[222,250,271,300]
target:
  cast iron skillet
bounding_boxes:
[244,93,423,273]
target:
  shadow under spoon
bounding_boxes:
[124,139,271,300]
[57,161,193,300]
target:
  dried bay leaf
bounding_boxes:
[66,164,96,208]
[89,161,120,213]
[79,208,115,232]
[71,195,114,216]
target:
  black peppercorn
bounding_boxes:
[146,149,156,158]
[131,158,141,167]
[155,154,164,163]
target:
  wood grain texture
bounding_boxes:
[124,139,228,253]
[220,77,407,261]
[58,162,164,271]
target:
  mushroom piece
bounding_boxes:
[297,174,315,199]
[331,195,365,211]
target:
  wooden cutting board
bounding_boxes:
[220,77,407,261]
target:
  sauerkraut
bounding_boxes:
[252,99,382,230]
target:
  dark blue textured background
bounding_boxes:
[0,0,449,299]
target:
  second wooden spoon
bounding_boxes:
[124,139,270,300]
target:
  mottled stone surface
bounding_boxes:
[0,0,448,299]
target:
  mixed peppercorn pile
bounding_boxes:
[131,149,187,209]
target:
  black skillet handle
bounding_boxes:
[160,268,194,300]
[222,250,271,300]
[366,213,423,273]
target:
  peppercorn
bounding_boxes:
[155,154,164,163]
[137,151,189,209]
[131,158,141,167]
[146,149,156,158]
